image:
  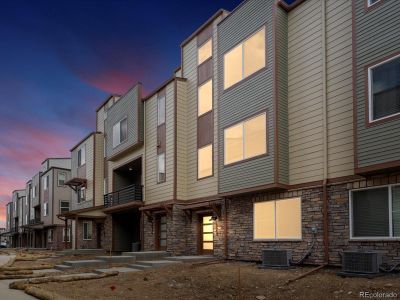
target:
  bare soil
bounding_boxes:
[37,262,400,300]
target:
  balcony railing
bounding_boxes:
[29,218,41,225]
[104,184,143,208]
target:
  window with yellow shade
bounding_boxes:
[198,79,213,116]
[198,144,213,179]
[198,39,212,65]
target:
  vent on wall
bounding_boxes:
[341,251,381,274]
[260,249,292,269]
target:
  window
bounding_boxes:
[157,153,166,183]
[48,229,53,242]
[78,187,86,203]
[60,201,70,214]
[43,202,49,217]
[198,144,213,179]
[254,198,302,240]
[58,172,66,186]
[112,118,128,147]
[368,54,400,122]
[350,185,400,239]
[25,214,28,224]
[43,175,49,190]
[157,95,166,125]
[63,228,71,242]
[198,39,212,65]
[224,27,266,89]
[25,196,28,206]
[198,79,213,116]
[78,145,86,166]
[83,221,92,240]
[224,113,267,165]
[14,201,16,212]
[103,178,108,195]
[33,185,38,197]
[367,0,381,7]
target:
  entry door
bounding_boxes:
[201,216,213,254]
[157,215,167,251]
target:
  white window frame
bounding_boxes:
[58,172,67,187]
[157,153,166,183]
[113,117,128,148]
[60,201,70,213]
[253,198,302,241]
[367,0,381,7]
[43,175,49,190]
[349,184,400,240]
[78,145,86,166]
[83,221,93,240]
[368,53,400,123]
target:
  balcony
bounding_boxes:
[104,184,143,208]
[29,218,42,225]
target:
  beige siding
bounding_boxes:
[85,135,94,202]
[94,133,105,206]
[144,82,174,204]
[288,0,324,184]
[176,80,188,200]
[97,107,105,133]
[326,0,354,178]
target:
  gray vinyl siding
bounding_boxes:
[176,80,188,200]
[31,173,41,207]
[218,0,275,193]
[276,6,289,185]
[105,84,143,158]
[355,0,400,167]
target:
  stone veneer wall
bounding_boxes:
[46,225,71,250]
[75,219,101,249]
[102,215,113,251]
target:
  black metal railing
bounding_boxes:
[29,218,41,225]
[104,184,143,208]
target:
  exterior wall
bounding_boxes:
[217,0,275,193]
[176,80,188,200]
[144,83,174,204]
[23,182,31,226]
[31,172,41,208]
[94,133,105,206]
[45,225,69,250]
[354,0,400,168]
[42,158,71,172]
[75,219,99,249]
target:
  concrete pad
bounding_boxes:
[166,255,214,262]
[56,249,105,256]
[56,272,98,279]
[96,256,136,263]
[127,264,153,270]
[0,279,36,300]
[54,264,72,271]
[137,260,182,268]
[94,267,140,274]
[0,254,15,267]
[63,260,106,268]
[121,251,170,260]
[32,268,61,274]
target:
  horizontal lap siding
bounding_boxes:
[288,0,324,184]
[355,0,400,167]
[218,0,275,194]
[144,83,174,204]
[176,81,188,200]
[94,133,104,206]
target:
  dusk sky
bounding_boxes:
[0,0,250,227]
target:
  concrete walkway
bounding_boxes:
[0,254,36,300]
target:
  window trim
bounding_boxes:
[112,116,128,148]
[43,175,49,190]
[60,200,70,214]
[198,38,213,66]
[58,172,67,187]
[43,202,49,217]
[157,152,166,184]
[157,93,166,126]
[253,198,303,241]
[223,25,267,91]
[83,221,93,240]
[366,0,382,8]
[349,184,400,240]
[223,111,268,167]
[197,143,214,180]
[367,52,400,124]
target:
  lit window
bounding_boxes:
[198,144,213,179]
[198,39,212,65]
[351,186,400,238]
[60,201,70,213]
[224,113,266,165]
[254,198,302,240]
[78,145,86,166]
[368,54,400,122]
[83,221,92,240]
[157,153,166,183]
[113,118,128,147]
[157,95,166,125]
[224,27,265,89]
[58,172,66,186]
[198,79,213,116]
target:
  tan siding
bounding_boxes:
[97,107,105,133]
[176,80,188,200]
[85,135,94,202]
[144,82,174,204]
[94,133,104,206]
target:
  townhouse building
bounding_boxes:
[9,189,26,247]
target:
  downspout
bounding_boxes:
[224,197,228,259]
[321,0,329,264]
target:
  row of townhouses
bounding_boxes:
[4,0,400,266]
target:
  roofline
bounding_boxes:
[41,157,71,165]
[41,166,71,177]
[12,189,25,194]
[173,66,181,73]
[70,131,101,152]
[95,94,121,112]
[278,0,308,12]
[142,77,187,102]
[181,8,229,48]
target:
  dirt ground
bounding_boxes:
[37,262,399,300]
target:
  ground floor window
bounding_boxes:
[350,185,400,239]
[48,229,54,242]
[253,198,302,240]
[83,221,93,240]
[63,227,71,242]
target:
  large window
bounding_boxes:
[157,95,166,125]
[83,221,92,240]
[113,118,128,147]
[60,201,70,214]
[43,175,49,190]
[198,144,213,179]
[350,185,400,239]
[78,145,86,166]
[224,27,266,89]
[157,153,166,183]
[368,54,400,122]
[224,112,267,165]
[198,39,212,65]
[43,202,49,217]
[198,79,213,116]
[78,187,86,203]
[254,198,302,240]
[58,172,66,186]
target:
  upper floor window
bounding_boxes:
[198,144,213,179]
[113,118,128,147]
[254,198,302,240]
[224,27,266,89]
[368,54,400,122]
[78,145,86,166]
[43,202,49,217]
[78,187,86,203]
[157,94,166,125]
[367,0,381,7]
[60,201,70,213]
[198,39,212,65]
[63,228,71,242]
[350,185,400,239]
[43,175,49,190]
[157,153,166,183]
[224,112,267,165]
[198,79,213,116]
[58,172,66,186]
